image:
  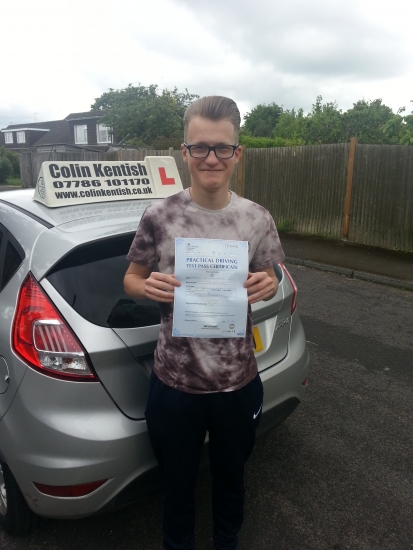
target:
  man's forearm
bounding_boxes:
[124,274,147,300]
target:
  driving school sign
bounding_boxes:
[33,156,183,207]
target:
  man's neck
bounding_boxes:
[188,186,231,210]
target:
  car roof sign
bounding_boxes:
[33,156,184,207]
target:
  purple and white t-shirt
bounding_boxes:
[127,189,285,394]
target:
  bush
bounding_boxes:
[0,147,20,180]
[7,151,20,176]
[0,156,13,184]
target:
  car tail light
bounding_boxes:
[33,479,107,497]
[280,263,297,314]
[12,273,97,381]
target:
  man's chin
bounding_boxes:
[199,180,225,190]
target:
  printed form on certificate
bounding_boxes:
[172,238,248,338]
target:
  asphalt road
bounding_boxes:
[1,265,412,550]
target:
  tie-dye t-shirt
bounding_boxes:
[126,188,285,394]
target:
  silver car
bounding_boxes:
[0,189,310,535]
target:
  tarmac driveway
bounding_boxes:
[239,265,413,550]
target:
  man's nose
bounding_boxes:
[205,149,220,162]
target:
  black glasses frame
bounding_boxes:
[183,143,240,159]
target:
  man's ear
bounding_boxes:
[181,143,188,163]
[234,145,242,164]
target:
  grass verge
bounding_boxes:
[4,176,22,186]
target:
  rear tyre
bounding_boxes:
[0,461,40,535]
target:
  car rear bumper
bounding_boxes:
[0,367,157,519]
[259,311,310,435]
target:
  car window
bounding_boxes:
[46,234,160,328]
[0,225,25,292]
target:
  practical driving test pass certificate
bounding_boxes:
[172,238,249,338]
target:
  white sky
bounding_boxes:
[1,0,412,129]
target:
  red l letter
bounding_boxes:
[159,167,175,185]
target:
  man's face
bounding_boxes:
[182,116,241,194]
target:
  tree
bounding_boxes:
[342,99,394,144]
[383,104,413,145]
[91,84,199,148]
[273,108,305,143]
[302,96,344,144]
[400,112,413,145]
[242,103,283,137]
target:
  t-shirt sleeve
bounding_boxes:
[126,207,157,266]
[249,211,285,270]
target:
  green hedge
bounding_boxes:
[238,135,304,148]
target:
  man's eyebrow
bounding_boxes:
[190,141,234,146]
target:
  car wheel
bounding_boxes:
[0,461,39,535]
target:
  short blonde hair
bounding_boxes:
[183,96,241,140]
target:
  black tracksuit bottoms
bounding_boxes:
[145,371,264,550]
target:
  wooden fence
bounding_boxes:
[20,143,413,252]
[350,145,413,251]
[240,143,413,252]
[241,144,349,239]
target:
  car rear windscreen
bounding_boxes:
[46,235,160,328]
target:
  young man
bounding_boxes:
[124,96,285,550]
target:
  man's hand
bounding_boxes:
[244,267,278,304]
[124,263,180,303]
[144,272,181,303]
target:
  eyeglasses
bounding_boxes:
[183,143,240,159]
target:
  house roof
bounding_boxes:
[65,111,104,121]
[1,120,70,146]
[1,111,106,132]
[32,120,71,146]
[1,127,50,133]
[2,120,61,131]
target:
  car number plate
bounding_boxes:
[252,326,264,354]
